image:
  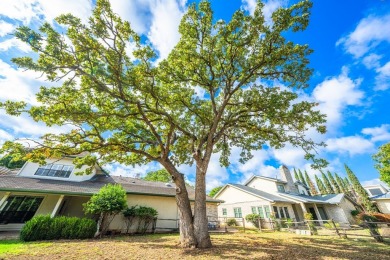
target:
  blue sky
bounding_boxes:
[0,0,390,190]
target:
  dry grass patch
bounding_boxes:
[1,232,389,259]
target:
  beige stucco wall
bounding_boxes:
[246,178,278,193]
[60,196,90,218]
[217,185,265,204]
[339,198,357,224]
[18,158,97,182]
[376,199,390,213]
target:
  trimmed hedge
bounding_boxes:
[20,215,96,241]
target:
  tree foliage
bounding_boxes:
[0,0,326,248]
[298,169,307,186]
[143,169,171,182]
[334,173,347,194]
[344,164,377,213]
[327,171,341,193]
[321,171,334,194]
[315,175,327,195]
[0,154,26,169]
[373,142,390,186]
[208,186,223,198]
[304,171,318,195]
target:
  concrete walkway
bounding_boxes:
[0,231,19,240]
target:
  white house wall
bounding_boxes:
[18,158,96,182]
[376,200,390,213]
[246,178,278,193]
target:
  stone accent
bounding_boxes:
[279,165,298,193]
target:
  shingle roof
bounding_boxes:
[0,175,220,203]
[228,184,291,202]
[278,193,344,204]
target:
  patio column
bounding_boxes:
[51,195,65,218]
[0,192,11,210]
[299,202,307,213]
[313,203,323,225]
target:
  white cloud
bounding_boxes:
[0,38,31,53]
[326,135,375,156]
[105,161,160,177]
[362,124,390,142]
[110,0,151,34]
[242,0,287,24]
[337,14,390,58]
[0,0,92,25]
[272,145,306,167]
[0,21,15,37]
[312,68,364,130]
[0,129,13,145]
[375,61,390,90]
[362,53,382,69]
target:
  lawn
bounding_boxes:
[0,231,389,260]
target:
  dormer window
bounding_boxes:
[277,184,285,192]
[35,164,74,178]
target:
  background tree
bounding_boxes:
[327,171,341,193]
[84,184,127,236]
[0,0,326,248]
[304,171,318,195]
[321,171,334,194]
[143,169,171,182]
[373,142,390,186]
[208,186,223,198]
[344,164,377,213]
[298,169,308,186]
[0,154,26,169]
[294,168,300,182]
[315,175,327,195]
[334,173,347,193]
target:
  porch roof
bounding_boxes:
[278,193,345,204]
[0,175,221,203]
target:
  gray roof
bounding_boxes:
[228,184,291,202]
[278,193,345,204]
[371,192,390,200]
[0,175,220,203]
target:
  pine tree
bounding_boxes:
[334,173,347,193]
[315,175,327,195]
[327,171,341,193]
[304,171,319,195]
[344,164,377,213]
[298,169,307,186]
[321,171,335,194]
[293,168,299,182]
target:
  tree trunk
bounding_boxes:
[162,160,197,248]
[193,163,212,248]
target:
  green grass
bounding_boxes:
[0,239,51,257]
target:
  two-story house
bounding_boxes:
[214,165,357,228]
[0,156,220,232]
[364,184,390,214]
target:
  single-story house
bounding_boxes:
[0,156,220,232]
[214,165,357,228]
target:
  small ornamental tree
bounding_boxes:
[245,213,260,228]
[327,171,341,194]
[344,164,377,213]
[315,175,327,195]
[294,168,300,182]
[373,142,390,186]
[208,186,223,198]
[304,171,318,195]
[84,184,127,236]
[321,171,334,194]
[298,169,307,186]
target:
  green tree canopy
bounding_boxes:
[304,171,318,195]
[327,171,341,193]
[143,169,171,183]
[0,0,326,248]
[373,142,390,186]
[315,175,327,195]
[0,154,26,169]
[321,170,334,194]
[208,186,223,198]
[298,169,307,186]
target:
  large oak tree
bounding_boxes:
[0,0,326,248]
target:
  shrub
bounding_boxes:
[285,218,294,228]
[372,213,390,222]
[84,184,127,236]
[20,215,96,241]
[270,214,281,231]
[134,206,158,234]
[123,206,138,234]
[323,222,340,229]
[304,213,317,235]
[226,218,237,226]
[245,214,260,228]
[351,210,360,217]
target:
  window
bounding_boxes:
[222,208,227,216]
[233,207,242,218]
[368,188,383,196]
[257,207,264,218]
[264,206,271,218]
[279,207,285,218]
[251,207,257,214]
[284,207,290,218]
[273,206,280,218]
[0,196,43,224]
[35,164,74,178]
[277,184,285,192]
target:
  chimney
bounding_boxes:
[279,165,298,193]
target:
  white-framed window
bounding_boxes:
[233,207,242,218]
[264,205,271,218]
[251,207,257,214]
[273,206,291,219]
[35,164,74,178]
[222,208,227,216]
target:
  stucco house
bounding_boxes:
[214,165,357,228]
[364,184,390,214]
[0,156,220,232]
